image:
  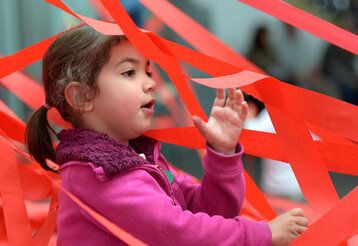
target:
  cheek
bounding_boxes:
[99,84,129,106]
[118,97,138,115]
[107,92,140,119]
[95,78,141,117]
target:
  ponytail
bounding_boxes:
[25,106,58,173]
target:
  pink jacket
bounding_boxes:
[56,129,271,245]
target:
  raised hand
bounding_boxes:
[192,88,248,155]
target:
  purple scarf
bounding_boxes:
[56,129,158,178]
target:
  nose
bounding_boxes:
[143,76,156,92]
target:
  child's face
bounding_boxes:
[86,40,156,143]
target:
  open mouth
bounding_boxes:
[141,99,155,109]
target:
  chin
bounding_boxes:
[133,127,151,138]
[129,119,153,137]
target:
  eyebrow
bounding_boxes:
[115,57,150,67]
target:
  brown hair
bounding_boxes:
[26,25,125,172]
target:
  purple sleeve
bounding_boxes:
[173,143,246,218]
[69,165,272,246]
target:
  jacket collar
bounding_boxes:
[56,128,158,178]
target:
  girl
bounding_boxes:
[26,25,308,246]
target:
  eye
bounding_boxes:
[122,70,136,77]
[146,71,153,77]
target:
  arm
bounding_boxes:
[172,143,245,218]
[69,165,271,246]
[176,88,248,217]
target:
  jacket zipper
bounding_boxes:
[132,142,177,204]
[130,164,177,205]
[152,143,176,199]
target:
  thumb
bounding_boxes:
[192,115,208,138]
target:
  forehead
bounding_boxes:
[108,40,147,65]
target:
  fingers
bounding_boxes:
[289,208,305,217]
[235,89,244,105]
[212,88,248,123]
[296,225,307,235]
[289,208,309,236]
[192,115,208,138]
[213,89,225,107]
[232,90,243,109]
[239,101,248,121]
[231,89,248,120]
[216,88,246,110]
[295,216,309,227]
[224,88,236,108]
[214,88,244,108]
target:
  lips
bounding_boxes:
[141,99,155,109]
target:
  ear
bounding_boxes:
[64,82,94,112]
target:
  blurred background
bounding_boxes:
[0,0,357,203]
